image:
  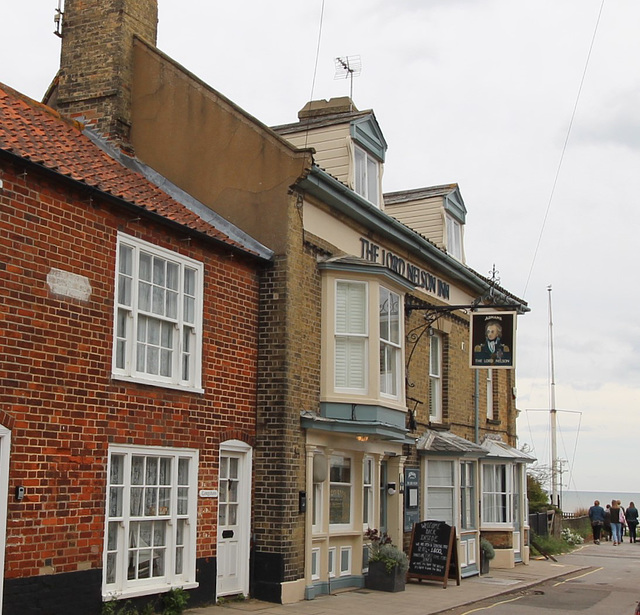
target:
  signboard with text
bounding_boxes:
[470,311,516,369]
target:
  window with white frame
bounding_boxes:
[329,455,352,527]
[354,145,380,207]
[426,460,454,525]
[429,333,443,422]
[363,457,374,528]
[312,480,323,533]
[482,463,512,524]
[328,547,336,578]
[335,281,368,392]
[446,214,462,260]
[311,548,320,581]
[340,546,352,576]
[460,461,476,530]
[114,233,203,390]
[379,287,401,398]
[486,369,494,419]
[103,445,198,598]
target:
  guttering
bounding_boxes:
[0,148,273,265]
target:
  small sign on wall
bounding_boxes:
[199,489,218,498]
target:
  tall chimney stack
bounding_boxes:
[53,0,158,144]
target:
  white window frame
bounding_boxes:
[363,457,375,529]
[329,455,353,530]
[339,546,352,576]
[446,213,462,260]
[335,280,368,394]
[379,287,401,399]
[460,461,476,530]
[354,145,380,207]
[328,546,336,578]
[486,369,494,419]
[102,445,199,600]
[113,232,204,392]
[425,459,454,525]
[482,462,513,526]
[311,548,321,581]
[429,332,443,422]
[312,481,323,534]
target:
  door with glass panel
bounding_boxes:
[459,461,479,577]
[217,442,252,597]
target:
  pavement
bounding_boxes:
[184,555,589,615]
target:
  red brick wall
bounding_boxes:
[0,159,260,579]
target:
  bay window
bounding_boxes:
[482,463,512,524]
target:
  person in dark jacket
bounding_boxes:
[588,500,606,544]
[610,500,623,545]
[626,502,639,543]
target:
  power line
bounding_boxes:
[522,0,606,298]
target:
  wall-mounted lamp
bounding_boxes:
[387,482,397,496]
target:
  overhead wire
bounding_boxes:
[522,0,606,298]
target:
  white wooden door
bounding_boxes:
[0,426,11,614]
[217,441,251,597]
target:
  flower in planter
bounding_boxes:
[364,528,409,574]
[480,538,495,560]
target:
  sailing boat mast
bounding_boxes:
[548,286,559,508]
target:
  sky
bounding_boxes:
[3,0,640,497]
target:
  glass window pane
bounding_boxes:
[167,262,179,291]
[138,281,151,312]
[153,257,165,286]
[119,244,133,276]
[139,252,152,282]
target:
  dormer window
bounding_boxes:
[446,214,463,260]
[354,145,380,207]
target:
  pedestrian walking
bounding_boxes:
[588,500,606,544]
[610,500,623,545]
[626,502,639,543]
[604,504,612,541]
[618,500,626,542]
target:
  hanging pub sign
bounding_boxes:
[470,311,516,369]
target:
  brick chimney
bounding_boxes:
[53,0,158,144]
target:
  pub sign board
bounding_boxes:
[407,520,461,588]
[470,311,516,369]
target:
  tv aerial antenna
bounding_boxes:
[334,55,362,107]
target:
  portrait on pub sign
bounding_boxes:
[470,312,516,369]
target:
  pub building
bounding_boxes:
[1,1,534,609]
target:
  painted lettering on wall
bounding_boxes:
[360,238,450,300]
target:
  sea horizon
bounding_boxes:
[557,490,640,513]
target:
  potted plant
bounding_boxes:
[480,538,495,574]
[364,528,409,592]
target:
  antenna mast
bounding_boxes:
[548,285,559,508]
[334,56,362,106]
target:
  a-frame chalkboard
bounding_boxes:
[407,520,461,588]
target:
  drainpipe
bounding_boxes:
[474,370,479,443]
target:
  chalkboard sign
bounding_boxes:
[407,520,461,588]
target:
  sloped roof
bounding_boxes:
[481,434,536,462]
[384,184,460,205]
[0,82,271,261]
[416,429,488,457]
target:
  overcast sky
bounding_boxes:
[3,0,640,498]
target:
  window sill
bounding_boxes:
[111,374,204,395]
[486,419,501,426]
[103,581,199,602]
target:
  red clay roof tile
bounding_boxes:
[0,82,259,257]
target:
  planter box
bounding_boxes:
[365,561,406,592]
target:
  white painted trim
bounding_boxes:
[0,425,11,614]
[217,440,252,597]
